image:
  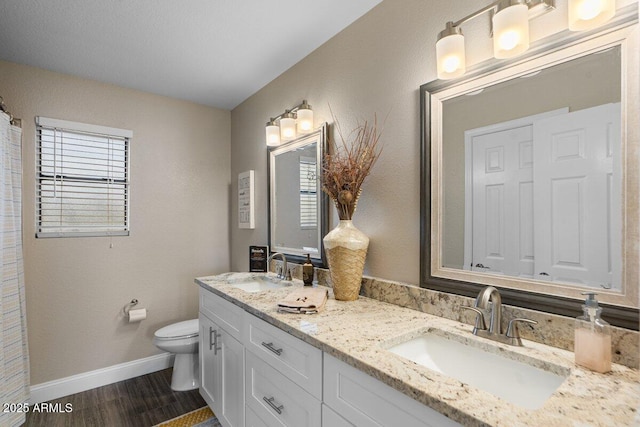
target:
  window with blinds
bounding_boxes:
[36,117,131,238]
[299,157,317,228]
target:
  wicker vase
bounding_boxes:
[323,220,369,301]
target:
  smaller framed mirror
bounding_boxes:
[269,123,328,266]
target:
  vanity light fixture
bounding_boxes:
[436,0,616,80]
[436,0,552,79]
[264,100,314,146]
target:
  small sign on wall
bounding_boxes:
[238,170,255,229]
[249,245,268,272]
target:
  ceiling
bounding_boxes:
[0,0,382,110]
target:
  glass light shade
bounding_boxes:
[266,124,281,146]
[280,117,297,141]
[568,0,615,31]
[436,33,466,79]
[296,108,314,133]
[493,3,530,59]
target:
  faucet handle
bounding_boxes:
[506,318,537,345]
[461,306,487,334]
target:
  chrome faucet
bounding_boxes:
[268,252,289,280]
[476,286,502,334]
[461,286,537,346]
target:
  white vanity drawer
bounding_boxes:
[245,351,321,427]
[199,288,245,341]
[245,312,323,399]
[323,354,461,427]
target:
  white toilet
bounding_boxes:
[153,319,200,391]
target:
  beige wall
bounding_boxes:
[229,0,637,283]
[0,60,231,384]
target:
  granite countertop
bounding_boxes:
[196,273,640,427]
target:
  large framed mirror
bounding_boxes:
[420,13,638,329]
[269,123,328,267]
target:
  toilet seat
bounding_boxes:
[154,319,199,341]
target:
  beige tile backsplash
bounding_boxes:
[279,262,638,369]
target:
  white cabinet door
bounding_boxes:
[200,312,245,427]
[199,313,221,412]
[219,328,245,427]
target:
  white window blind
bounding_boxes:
[299,156,317,228]
[36,117,131,238]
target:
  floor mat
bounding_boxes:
[154,406,221,427]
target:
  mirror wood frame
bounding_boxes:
[268,123,329,267]
[420,11,639,329]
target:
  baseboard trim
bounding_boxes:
[29,352,174,404]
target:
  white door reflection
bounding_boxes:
[464,103,621,291]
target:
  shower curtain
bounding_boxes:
[0,112,29,427]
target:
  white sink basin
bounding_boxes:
[228,275,291,293]
[387,331,569,409]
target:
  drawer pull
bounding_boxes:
[261,341,283,356]
[263,396,284,414]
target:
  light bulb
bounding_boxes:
[436,25,465,80]
[579,0,602,20]
[265,122,280,147]
[442,55,460,73]
[498,30,520,51]
[568,0,615,31]
[296,105,313,134]
[493,3,529,59]
[280,113,297,141]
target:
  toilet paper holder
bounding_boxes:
[123,299,139,316]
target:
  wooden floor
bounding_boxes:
[24,368,207,427]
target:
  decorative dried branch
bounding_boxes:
[321,110,383,220]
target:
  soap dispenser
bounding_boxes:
[302,254,314,286]
[574,292,611,373]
